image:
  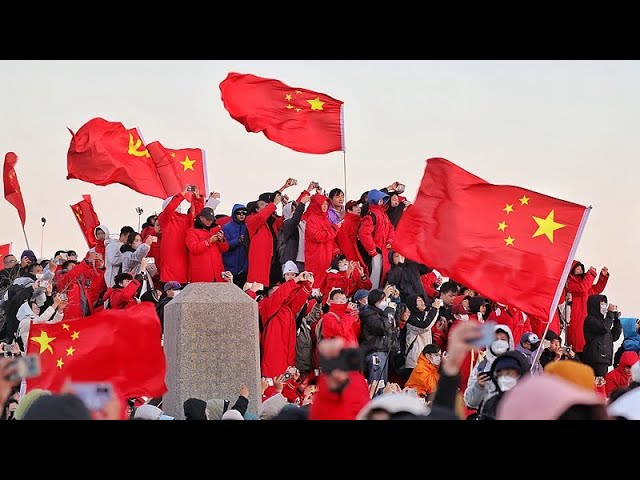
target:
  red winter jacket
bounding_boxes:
[304,195,340,289]
[322,270,372,298]
[55,260,95,320]
[357,204,394,283]
[185,224,229,283]
[420,271,439,299]
[246,203,277,287]
[103,279,141,309]
[157,193,204,284]
[604,351,638,397]
[321,303,361,347]
[258,279,312,377]
[309,372,370,420]
[335,212,366,271]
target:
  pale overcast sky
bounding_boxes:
[1,60,638,314]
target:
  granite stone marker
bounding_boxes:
[162,282,261,419]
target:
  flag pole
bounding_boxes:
[340,104,347,198]
[22,226,30,251]
[530,206,592,372]
[40,217,46,259]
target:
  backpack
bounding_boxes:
[356,211,378,272]
[390,328,419,374]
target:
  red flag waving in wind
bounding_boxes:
[0,243,10,258]
[70,195,101,248]
[67,118,169,199]
[220,72,344,154]
[25,302,167,399]
[3,152,26,226]
[147,141,208,197]
[394,158,590,321]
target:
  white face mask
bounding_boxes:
[600,303,608,316]
[491,339,510,356]
[35,273,44,280]
[377,300,388,310]
[497,376,518,392]
[338,264,348,272]
[430,355,442,366]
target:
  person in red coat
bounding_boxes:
[246,193,281,287]
[357,189,394,290]
[420,270,442,299]
[54,253,100,320]
[566,261,610,354]
[321,289,361,346]
[258,272,314,378]
[321,255,372,298]
[309,338,371,420]
[103,273,140,309]
[304,194,340,290]
[604,351,639,397]
[185,207,229,283]
[157,186,205,285]
[335,200,367,270]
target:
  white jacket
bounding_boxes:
[17,303,63,351]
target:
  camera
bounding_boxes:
[320,348,365,373]
[186,185,196,192]
[395,183,406,194]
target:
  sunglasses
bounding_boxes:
[236,211,248,216]
[67,252,77,256]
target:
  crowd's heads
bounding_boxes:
[422,343,442,366]
[232,204,248,222]
[115,273,134,288]
[438,281,458,306]
[544,360,595,392]
[328,289,347,304]
[353,289,369,305]
[367,189,389,206]
[345,200,361,215]
[3,254,17,269]
[20,250,37,266]
[368,289,386,309]
[183,398,208,420]
[331,255,349,272]
[22,393,92,420]
[328,188,345,208]
[520,332,540,351]
[134,404,174,420]
[164,281,182,294]
[119,226,135,242]
[282,261,299,281]
[491,351,529,392]
[126,232,142,249]
[197,207,216,227]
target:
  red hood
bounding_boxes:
[619,351,639,370]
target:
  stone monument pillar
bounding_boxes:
[162,282,261,419]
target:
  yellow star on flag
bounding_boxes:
[503,204,514,214]
[520,195,530,206]
[180,156,195,172]
[56,358,64,369]
[62,324,70,331]
[307,97,325,111]
[532,210,565,243]
[504,236,515,246]
[66,346,75,357]
[171,152,176,158]
[30,331,56,355]
[296,90,302,95]
[295,108,302,112]
[285,93,292,101]
[286,104,294,110]
[497,221,508,232]
[71,331,80,341]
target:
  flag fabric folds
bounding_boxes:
[70,195,101,248]
[393,158,590,321]
[25,302,167,399]
[3,152,27,226]
[67,118,169,199]
[0,243,11,258]
[147,141,208,197]
[220,72,344,154]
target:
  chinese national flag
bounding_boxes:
[25,303,167,399]
[70,195,101,248]
[147,141,208,197]
[0,243,10,257]
[3,152,26,226]
[219,72,344,154]
[67,118,168,199]
[394,158,591,321]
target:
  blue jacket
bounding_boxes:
[621,317,640,352]
[222,204,249,275]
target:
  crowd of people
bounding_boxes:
[0,178,638,420]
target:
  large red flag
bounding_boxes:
[67,118,169,199]
[3,152,26,226]
[394,158,591,322]
[70,195,101,248]
[25,302,167,399]
[0,243,11,258]
[219,72,344,154]
[147,141,208,196]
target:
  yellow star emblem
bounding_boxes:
[295,108,302,112]
[504,236,515,246]
[56,358,64,369]
[307,97,325,111]
[532,210,565,243]
[296,90,302,95]
[66,346,75,356]
[520,195,530,206]
[62,324,70,331]
[286,104,294,110]
[170,152,176,158]
[30,331,56,355]
[285,93,292,101]
[503,204,514,214]
[497,221,508,232]
[180,156,195,172]
[71,331,80,341]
